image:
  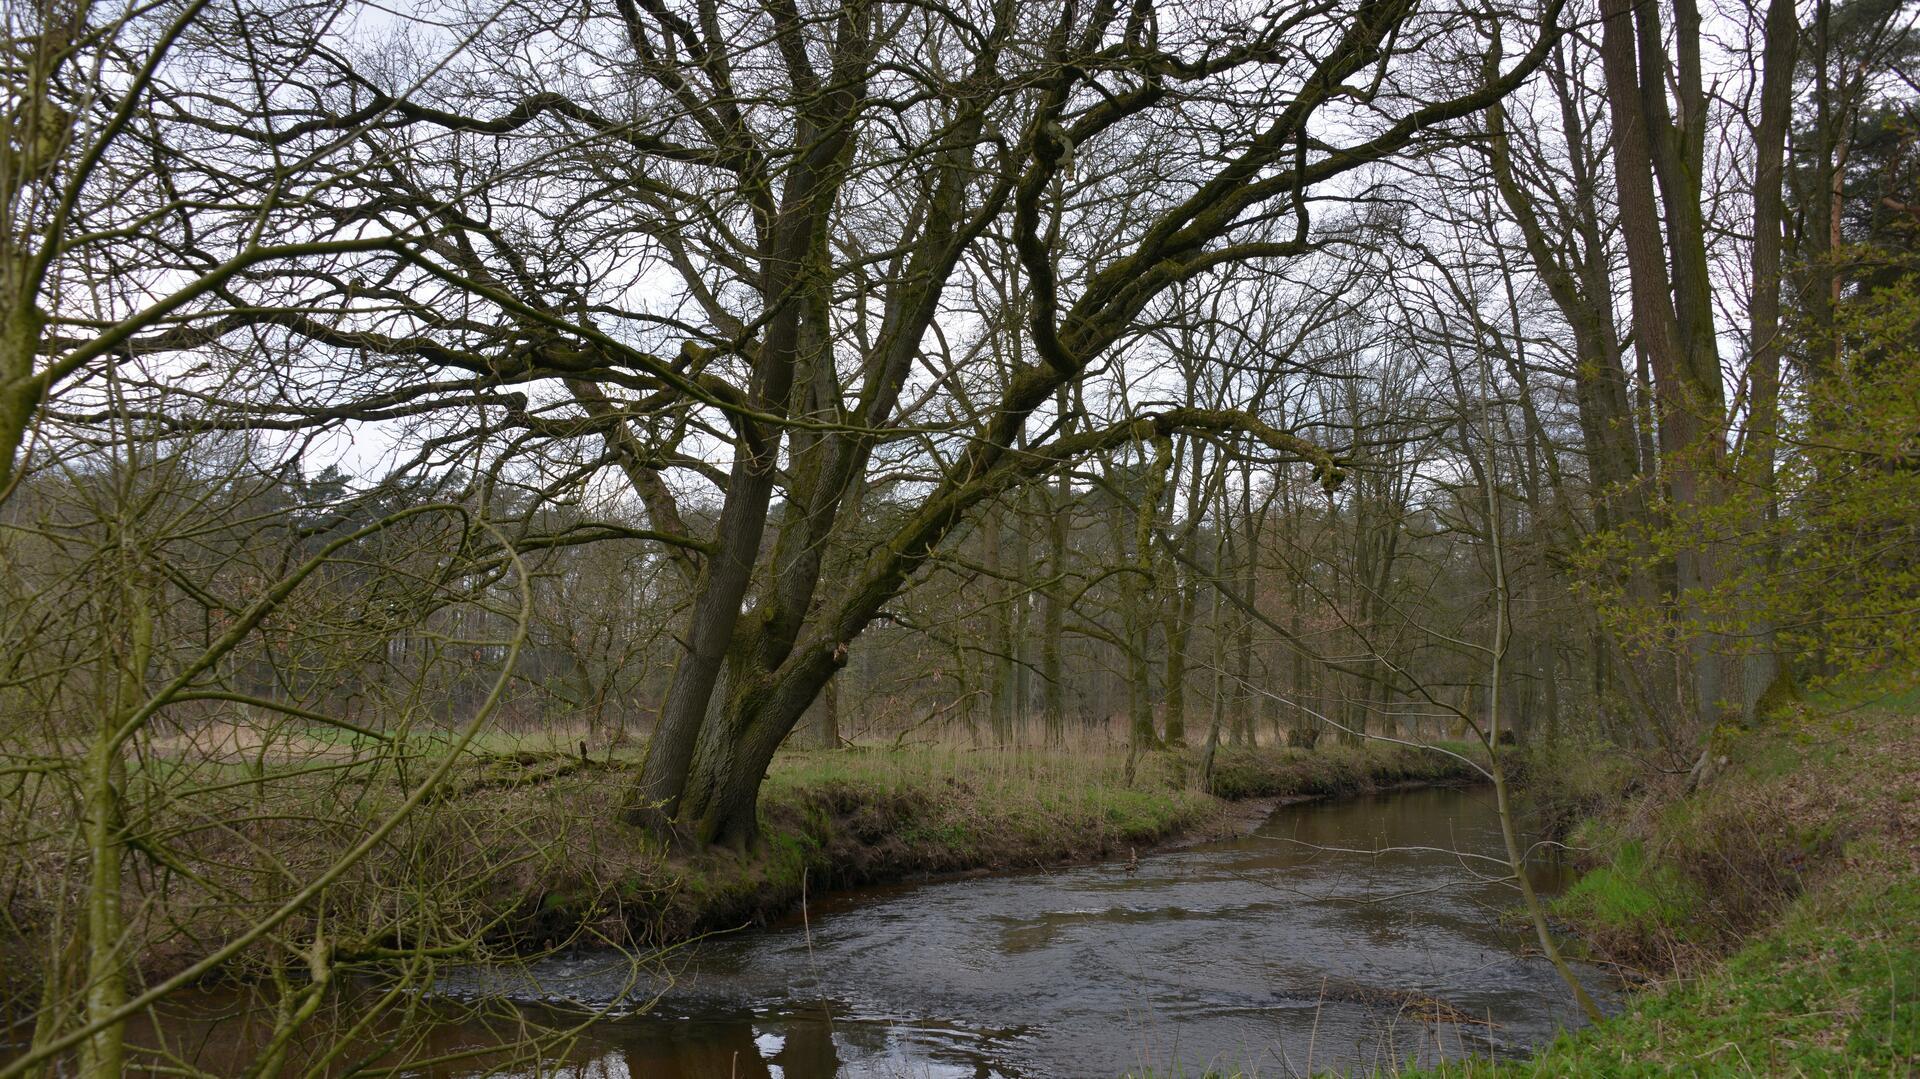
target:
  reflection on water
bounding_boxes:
[137,786,1615,1077]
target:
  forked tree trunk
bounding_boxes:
[677,646,844,848]
[1735,0,1799,722]
[614,0,1524,848]
[1599,0,1737,738]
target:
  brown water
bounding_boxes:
[123,786,1615,1077]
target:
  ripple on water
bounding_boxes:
[156,787,1616,1077]
[462,787,1617,1077]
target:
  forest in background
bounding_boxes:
[2,0,1917,1072]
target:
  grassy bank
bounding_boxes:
[1420,685,1920,1076]
[0,736,1484,1007]
[497,739,1486,953]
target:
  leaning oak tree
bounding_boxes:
[118,0,1568,847]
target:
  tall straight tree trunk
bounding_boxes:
[1806,0,1841,381]
[984,503,1015,744]
[1738,0,1799,718]
[1132,436,1173,752]
[1042,461,1069,744]
[1199,482,1233,787]
[1238,458,1267,745]
[1125,614,1158,751]
[81,549,154,1079]
[1484,55,1675,729]
[1161,578,1191,745]
[1289,592,1313,746]
[1012,492,1034,741]
[1599,0,1735,740]
[1157,435,1205,747]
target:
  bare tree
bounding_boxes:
[78,0,1568,846]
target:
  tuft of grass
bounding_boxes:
[1552,840,1700,948]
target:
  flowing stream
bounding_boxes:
[140,785,1615,1077]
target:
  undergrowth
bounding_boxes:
[1407,680,1920,1076]
[1,736,1483,1004]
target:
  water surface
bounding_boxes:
[427,785,1611,1077]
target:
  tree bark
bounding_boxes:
[1737,0,1800,719]
[623,27,869,828]
[1599,0,1735,738]
[1042,455,1070,744]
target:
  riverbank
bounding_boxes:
[0,737,1485,1006]
[518,739,1487,952]
[1422,685,1920,1076]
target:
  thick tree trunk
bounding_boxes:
[678,646,845,849]
[1600,0,1734,738]
[1737,0,1799,720]
[0,304,45,505]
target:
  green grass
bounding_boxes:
[5,726,1493,1000]
[1420,871,1918,1077]
[1803,671,1920,715]
[1405,685,1920,1077]
[1550,839,1702,952]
